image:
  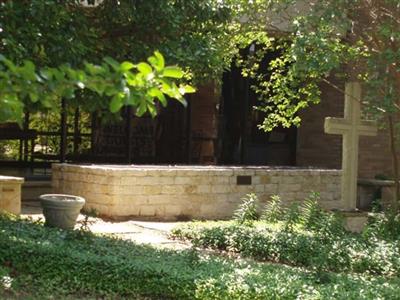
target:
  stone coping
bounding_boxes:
[357,178,394,187]
[22,181,52,187]
[333,210,369,216]
[0,175,24,183]
[53,163,340,173]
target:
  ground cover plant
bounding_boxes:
[172,194,400,278]
[1,213,400,299]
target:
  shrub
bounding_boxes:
[172,220,400,276]
[173,191,400,277]
[363,210,400,241]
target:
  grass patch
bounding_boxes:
[0,214,399,299]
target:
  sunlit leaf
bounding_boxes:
[137,62,153,76]
[162,67,184,78]
[120,61,135,72]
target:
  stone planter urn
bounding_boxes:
[39,194,85,230]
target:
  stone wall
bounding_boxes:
[0,175,24,215]
[53,164,341,220]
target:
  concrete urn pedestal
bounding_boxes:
[0,175,24,215]
[40,194,85,230]
[340,211,369,233]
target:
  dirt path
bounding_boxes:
[21,201,191,250]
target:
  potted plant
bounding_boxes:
[39,194,85,230]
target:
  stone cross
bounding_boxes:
[324,82,377,210]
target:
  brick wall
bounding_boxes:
[189,83,219,163]
[296,82,395,178]
[359,130,393,178]
[296,82,344,169]
[53,164,341,220]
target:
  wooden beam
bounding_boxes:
[60,99,67,163]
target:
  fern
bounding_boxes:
[299,192,324,230]
[261,195,284,223]
[283,202,301,231]
[233,193,260,225]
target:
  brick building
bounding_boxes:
[184,77,393,180]
[70,44,393,181]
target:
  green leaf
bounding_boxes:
[179,85,196,94]
[103,57,120,71]
[176,97,187,107]
[3,58,17,73]
[29,92,39,103]
[40,69,53,80]
[62,88,75,99]
[137,62,153,76]
[148,87,167,107]
[21,61,36,81]
[158,78,172,93]
[126,93,139,106]
[162,67,184,78]
[147,102,157,117]
[136,101,147,116]
[105,86,118,96]
[85,63,103,75]
[109,94,123,113]
[120,61,135,72]
[154,51,165,69]
[88,81,105,95]
[148,51,165,71]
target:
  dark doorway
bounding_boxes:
[220,47,297,166]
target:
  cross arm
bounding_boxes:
[325,117,377,136]
[358,120,378,136]
[324,117,349,135]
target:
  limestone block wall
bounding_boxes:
[52,164,341,220]
[0,175,24,215]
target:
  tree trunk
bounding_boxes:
[388,115,399,211]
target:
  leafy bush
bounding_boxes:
[172,220,400,276]
[233,193,260,225]
[173,195,400,276]
[363,210,400,241]
[3,214,400,299]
